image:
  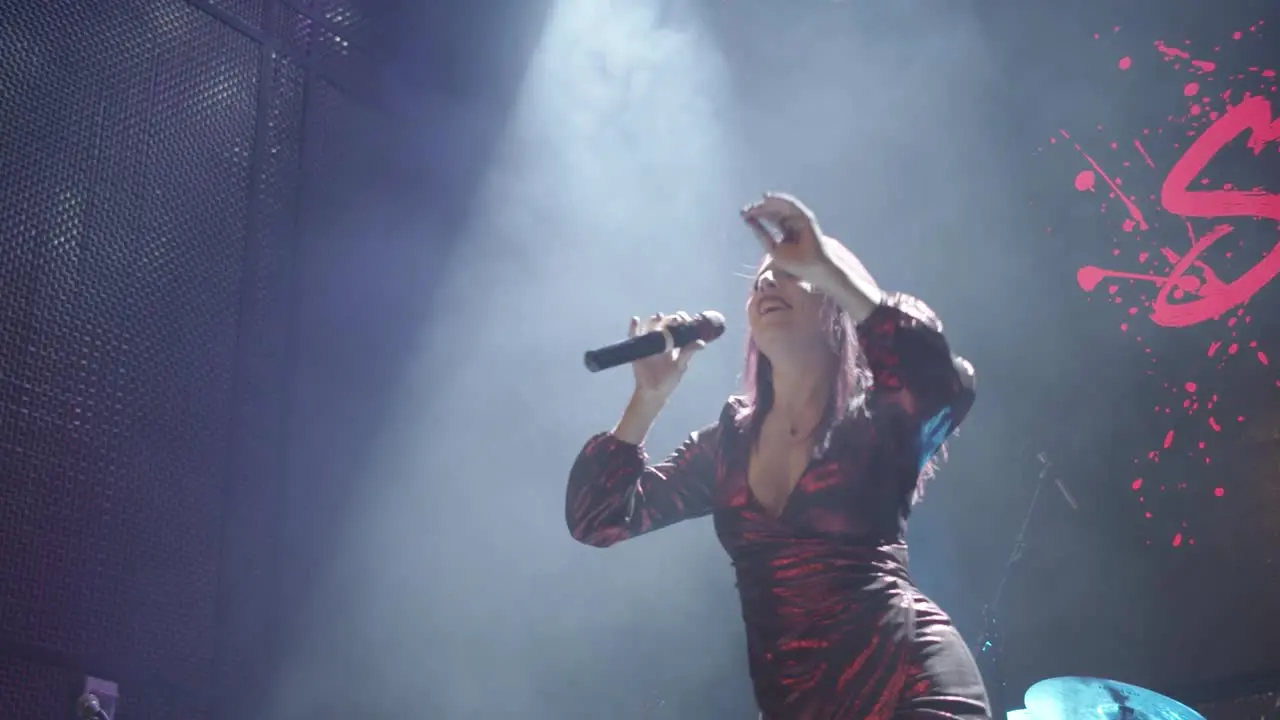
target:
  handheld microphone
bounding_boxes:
[584,311,726,373]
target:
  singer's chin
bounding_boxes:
[747,321,803,356]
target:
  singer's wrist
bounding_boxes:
[813,243,881,324]
[629,387,670,413]
[613,389,667,446]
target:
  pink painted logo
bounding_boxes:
[1077,96,1280,327]
[1044,20,1277,546]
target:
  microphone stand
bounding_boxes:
[977,455,1055,719]
[77,693,112,720]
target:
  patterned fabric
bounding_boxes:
[566,294,987,719]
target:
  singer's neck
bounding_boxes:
[768,352,835,424]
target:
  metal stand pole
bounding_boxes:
[977,454,1056,719]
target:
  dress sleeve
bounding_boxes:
[565,421,720,548]
[856,292,977,471]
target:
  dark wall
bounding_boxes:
[979,0,1280,705]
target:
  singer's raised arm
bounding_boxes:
[565,415,723,548]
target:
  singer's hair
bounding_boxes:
[740,289,943,505]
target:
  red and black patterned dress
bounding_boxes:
[566,294,990,720]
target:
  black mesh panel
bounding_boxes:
[0,0,260,714]
[213,47,307,713]
[205,0,265,30]
[0,655,71,720]
[274,0,379,100]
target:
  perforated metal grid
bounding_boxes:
[272,0,380,100]
[205,0,265,30]
[0,655,70,720]
[0,0,393,714]
[214,48,307,712]
[0,0,259,713]
[281,0,380,51]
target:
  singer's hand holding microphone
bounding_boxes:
[587,311,725,446]
[585,311,724,399]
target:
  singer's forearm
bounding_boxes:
[816,238,884,324]
[612,390,667,446]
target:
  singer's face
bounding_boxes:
[747,256,827,356]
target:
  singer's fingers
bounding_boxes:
[761,191,815,220]
[742,196,788,225]
[628,316,639,337]
[640,312,663,334]
[743,215,776,254]
[675,340,705,371]
[653,311,690,331]
[740,200,766,225]
[745,193,819,232]
[763,192,823,238]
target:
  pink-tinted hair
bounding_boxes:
[739,292,944,505]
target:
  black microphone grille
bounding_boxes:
[696,311,727,340]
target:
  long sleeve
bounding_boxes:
[856,292,976,471]
[565,421,721,548]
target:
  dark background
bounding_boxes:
[0,0,1277,718]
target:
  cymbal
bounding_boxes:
[1024,677,1205,720]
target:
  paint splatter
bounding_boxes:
[1045,20,1277,545]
